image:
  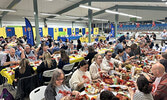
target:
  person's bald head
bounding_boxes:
[151,63,165,77]
[9,48,15,57]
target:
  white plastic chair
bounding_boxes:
[62,63,75,71]
[29,86,47,100]
[43,69,56,78]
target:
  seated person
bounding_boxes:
[100,90,119,100]
[66,43,77,55]
[1,48,20,67]
[115,49,125,62]
[21,45,37,61]
[69,60,91,92]
[89,54,106,80]
[45,68,80,100]
[101,51,122,75]
[14,58,34,83]
[77,39,82,51]
[128,73,153,100]
[84,46,97,66]
[114,40,123,54]
[151,63,167,100]
[37,52,57,83]
[37,45,52,59]
[58,49,70,73]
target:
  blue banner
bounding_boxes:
[6,27,15,37]
[110,24,115,37]
[25,18,34,46]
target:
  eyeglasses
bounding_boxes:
[56,78,64,81]
[97,58,102,59]
[107,55,112,57]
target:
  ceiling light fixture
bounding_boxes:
[93,18,109,21]
[40,13,60,16]
[23,17,41,19]
[79,5,101,11]
[105,10,142,19]
[165,2,167,4]
[0,8,16,12]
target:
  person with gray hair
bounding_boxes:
[45,68,80,100]
[1,48,20,67]
[21,45,37,61]
[151,63,167,100]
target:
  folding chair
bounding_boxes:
[29,86,47,100]
[42,69,56,84]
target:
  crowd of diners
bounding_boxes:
[0,32,167,100]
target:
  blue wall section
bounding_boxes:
[6,27,15,37]
[75,28,79,35]
[82,28,85,35]
[22,26,27,36]
[48,28,54,39]
[67,28,72,36]
[59,28,63,32]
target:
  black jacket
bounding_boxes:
[85,52,98,66]
[45,84,56,100]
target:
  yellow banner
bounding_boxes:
[15,27,23,38]
[33,27,36,40]
[63,28,67,35]
[94,28,99,34]
[54,28,59,40]
[43,27,48,37]
[0,27,6,38]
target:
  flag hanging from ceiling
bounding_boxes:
[152,21,155,27]
[136,23,140,28]
[25,18,35,46]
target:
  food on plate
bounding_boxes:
[34,61,40,64]
[103,78,113,85]
[85,83,103,95]
[116,92,130,100]
[75,94,90,100]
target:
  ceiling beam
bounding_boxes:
[47,0,89,18]
[117,5,167,11]
[91,0,162,2]
[1,0,21,18]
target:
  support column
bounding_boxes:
[115,5,118,38]
[72,21,74,28]
[88,1,92,43]
[44,18,47,27]
[0,18,2,27]
[33,0,40,46]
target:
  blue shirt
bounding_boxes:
[114,43,123,54]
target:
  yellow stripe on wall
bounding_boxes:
[94,28,99,35]
[72,28,75,35]
[79,28,82,35]
[86,28,89,34]
[0,27,6,38]
[15,27,23,38]
[33,27,36,40]
[43,27,48,37]
[54,28,59,40]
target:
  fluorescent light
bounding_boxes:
[45,0,53,1]
[40,13,60,16]
[165,2,167,4]
[0,8,16,12]
[79,5,101,11]
[105,10,142,19]
[81,17,88,20]
[93,18,108,21]
[46,18,72,22]
[162,0,166,1]
[75,21,87,23]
